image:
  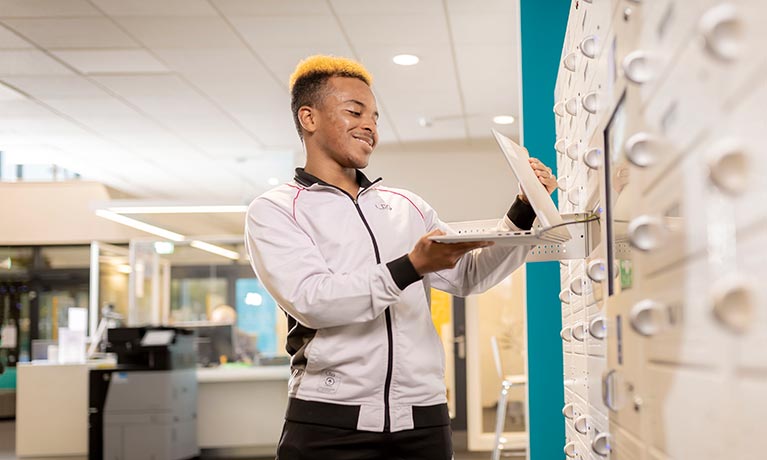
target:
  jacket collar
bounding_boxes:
[294,168,379,189]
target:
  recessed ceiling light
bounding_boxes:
[267,177,280,186]
[493,115,516,125]
[393,54,419,66]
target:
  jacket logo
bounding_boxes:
[317,370,340,394]
[375,202,392,211]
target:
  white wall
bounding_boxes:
[0,181,145,245]
[366,139,521,223]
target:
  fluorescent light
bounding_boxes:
[95,210,185,242]
[393,54,419,66]
[190,240,240,261]
[116,264,132,274]
[493,115,516,125]
[267,177,280,186]
[106,205,248,214]
[153,241,175,255]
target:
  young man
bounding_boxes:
[245,55,557,460]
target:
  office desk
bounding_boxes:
[196,365,290,457]
[16,363,290,458]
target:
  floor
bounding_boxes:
[0,421,524,460]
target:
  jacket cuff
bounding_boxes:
[386,254,423,290]
[507,196,536,230]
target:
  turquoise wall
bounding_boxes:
[520,0,570,459]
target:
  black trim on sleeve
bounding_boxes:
[412,403,451,428]
[386,254,423,290]
[507,196,537,230]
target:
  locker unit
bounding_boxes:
[555,0,766,459]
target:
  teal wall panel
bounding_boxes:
[520,1,570,459]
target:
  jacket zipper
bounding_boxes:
[350,196,395,432]
[326,181,393,432]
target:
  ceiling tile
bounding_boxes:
[91,0,218,17]
[0,24,32,48]
[2,75,107,98]
[446,0,516,14]
[116,17,243,48]
[330,0,443,16]
[92,74,199,98]
[0,0,101,18]
[229,16,347,48]
[339,14,450,45]
[2,18,138,48]
[0,80,26,100]
[152,48,267,76]
[52,49,170,74]
[448,13,515,45]
[454,44,518,116]
[213,0,331,17]
[0,50,73,75]
[467,117,520,141]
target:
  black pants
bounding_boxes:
[276,420,453,460]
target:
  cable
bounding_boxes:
[538,214,600,236]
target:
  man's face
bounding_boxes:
[312,76,379,169]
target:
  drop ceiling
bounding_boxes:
[0,0,522,203]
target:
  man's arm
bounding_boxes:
[245,197,407,329]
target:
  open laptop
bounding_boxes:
[429,129,571,246]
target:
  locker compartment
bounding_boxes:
[731,230,767,370]
[634,0,719,105]
[580,0,612,63]
[587,310,608,357]
[644,365,729,460]
[610,425,645,460]
[604,291,645,440]
[638,256,731,368]
[572,353,589,401]
[571,319,587,356]
[702,77,767,234]
[586,355,609,416]
[729,376,767,460]
[693,1,767,112]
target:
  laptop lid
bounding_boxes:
[491,129,570,241]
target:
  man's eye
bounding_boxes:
[347,110,361,116]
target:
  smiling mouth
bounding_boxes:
[352,134,374,148]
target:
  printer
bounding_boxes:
[89,327,198,460]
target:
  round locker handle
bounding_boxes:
[569,277,584,296]
[564,442,577,458]
[630,299,668,336]
[563,51,578,72]
[561,326,573,342]
[567,189,581,206]
[566,142,580,160]
[622,50,654,84]
[627,214,668,251]
[574,415,591,434]
[592,432,612,456]
[559,288,572,304]
[555,138,567,154]
[580,35,598,59]
[624,132,660,168]
[586,259,607,282]
[589,316,607,340]
[711,275,756,334]
[583,147,603,170]
[571,323,586,342]
[582,91,598,114]
[557,176,569,192]
[706,139,749,196]
[565,96,580,116]
[554,101,566,117]
[699,3,743,61]
[562,403,575,419]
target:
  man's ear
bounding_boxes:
[298,106,317,134]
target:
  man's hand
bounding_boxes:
[519,157,558,203]
[408,230,494,275]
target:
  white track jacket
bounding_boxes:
[245,168,537,433]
